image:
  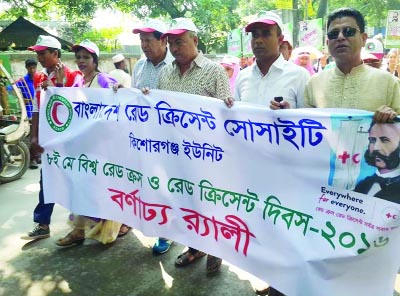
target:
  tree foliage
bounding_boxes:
[0,0,242,53]
[237,0,275,19]
[108,0,242,53]
[0,0,101,42]
[323,0,400,27]
[81,27,123,51]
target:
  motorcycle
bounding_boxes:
[0,63,30,183]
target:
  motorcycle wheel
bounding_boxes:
[0,140,30,183]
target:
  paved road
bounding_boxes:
[1,169,400,296]
[0,168,267,296]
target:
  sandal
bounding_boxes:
[206,255,222,274]
[118,225,132,237]
[175,250,206,267]
[255,287,270,295]
[56,230,85,247]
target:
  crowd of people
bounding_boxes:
[13,6,400,296]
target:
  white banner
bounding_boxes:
[40,87,400,296]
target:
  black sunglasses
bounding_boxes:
[327,27,360,40]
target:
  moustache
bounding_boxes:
[364,146,400,170]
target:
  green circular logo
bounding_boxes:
[46,94,73,132]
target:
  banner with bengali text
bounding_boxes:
[40,87,400,296]
[298,18,323,49]
[385,10,400,48]
[227,29,242,57]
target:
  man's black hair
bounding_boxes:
[25,58,37,67]
[153,31,163,40]
[47,47,62,58]
[114,61,123,69]
[327,7,365,33]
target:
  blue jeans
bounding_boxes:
[33,170,54,225]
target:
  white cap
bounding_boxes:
[132,18,167,34]
[112,53,125,63]
[361,49,379,61]
[282,32,293,48]
[28,35,61,51]
[161,18,198,39]
[245,11,283,32]
[364,38,384,60]
[220,55,240,67]
[71,39,100,57]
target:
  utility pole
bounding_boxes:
[305,0,308,20]
[293,0,300,47]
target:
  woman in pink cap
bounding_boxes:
[56,40,127,247]
[293,52,316,75]
[220,56,240,95]
[70,39,119,88]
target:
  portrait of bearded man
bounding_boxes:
[354,122,400,204]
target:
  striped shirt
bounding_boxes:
[158,52,231,101]
[132,49,173,89]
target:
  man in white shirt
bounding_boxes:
[109,54,131,88]
[226,11,309,110]
[224,11,309,296]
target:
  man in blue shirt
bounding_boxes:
[14,58,37,120]
[13,58,38,169]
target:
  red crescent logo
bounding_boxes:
[51,102,63,125]
[352,153,360,163]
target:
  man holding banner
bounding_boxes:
[304,7,400,123]
[158,18,233,274]
[132,18,173,90]
[132,18,175,255]
[227,11,309,111]
[226,10,309,296]
[21,35,82,240]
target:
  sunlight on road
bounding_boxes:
[159,262,174,289]
[395,274,400,294]
[225,261,269,291]
[131,228,267,292]
[131,229,155,248]
[24,182,40,193]
[26,275,71,296]
[1,210,29,229]
[0,234,71,296]
[0,234,28,273]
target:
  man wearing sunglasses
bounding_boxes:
[303,7,400,123]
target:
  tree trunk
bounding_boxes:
[316,0,328,19]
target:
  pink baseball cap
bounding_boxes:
[161,18,198,39]
[132,18,167,34]
[71,39,100,57]
[28,35,61,51]
[245,11,283,32]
